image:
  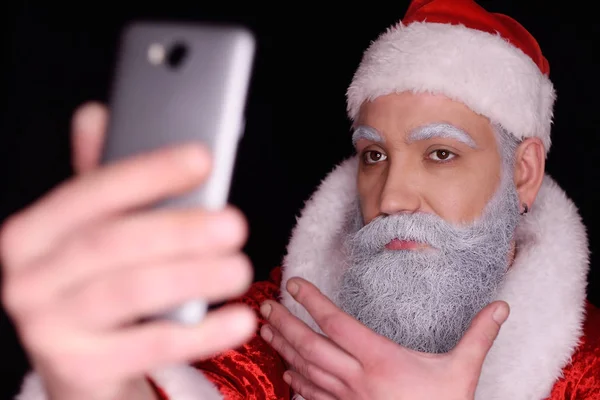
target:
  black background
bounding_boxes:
[2,1,599,398]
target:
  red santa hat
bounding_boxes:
[346,0,556,152]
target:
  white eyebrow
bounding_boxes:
[407,123,477,148]
[352,125,384,147]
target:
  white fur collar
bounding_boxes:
[280,156,589,400]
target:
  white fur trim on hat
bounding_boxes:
[346,21,556,153]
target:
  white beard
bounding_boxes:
[336,173,521,353]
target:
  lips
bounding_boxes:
[385,238,427,250]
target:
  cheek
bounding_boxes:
[357,170,383,224]
[425,162,501,223]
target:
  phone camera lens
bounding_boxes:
[167,42,188,69]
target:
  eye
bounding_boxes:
[428,149,456,162]
[362,150,388,165]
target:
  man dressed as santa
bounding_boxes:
[155,0,599,398]
[7,0,600,399]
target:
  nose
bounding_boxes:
[378,162,422,216]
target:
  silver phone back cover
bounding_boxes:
[102,21,256,210]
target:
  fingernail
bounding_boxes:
[287,280,299,296]
[260,325,273,342]
[283,371,291,384]
[260,303,271,318]
[492,304,509,324]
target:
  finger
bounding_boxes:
[2,143,212,268]
[71,102,108,174]
[260,300,361,382]
[75,304,256,387]
[285,277,386,361]
[14,206,247,306]
[62,253,253,328]
[284,370,337,400]
[451,301,509,373]
[261,324,347,398]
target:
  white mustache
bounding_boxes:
[345,210,507,258]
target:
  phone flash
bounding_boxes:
[148,43,165,65]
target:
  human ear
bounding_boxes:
[513,137,545,212]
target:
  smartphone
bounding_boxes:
[101,21,256,324]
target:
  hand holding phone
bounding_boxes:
[2,21,258,400]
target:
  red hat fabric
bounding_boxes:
[346,0,555,152]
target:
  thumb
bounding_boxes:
[451,301,510,373]
[70,102,108,174]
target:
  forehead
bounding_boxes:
[355,92,495,144]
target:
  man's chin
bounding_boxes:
[350,307,469,354]
[336,252,501,354]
